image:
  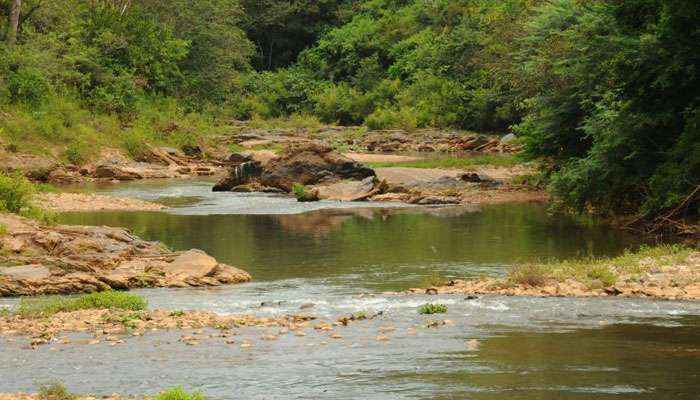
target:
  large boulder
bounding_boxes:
[260,142,375,191]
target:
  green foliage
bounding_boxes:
[418,303,448,315]
[17,291,147,318]
[7,67,51,105]
[514,0,700,222]
[0,223,7,236]
[154,387,206,400]
[0,172,36,214]
[38,382,76,400]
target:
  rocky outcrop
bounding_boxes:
[260,142,375,191]
[214,142,376,194]
[0,213,251,296]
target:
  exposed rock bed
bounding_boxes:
[408,252,700,301]
[0,146,225,185]
[36,192,166,212]
[0,308,316,347]
[214,142,381,200]
[0,213,251,296]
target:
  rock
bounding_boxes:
[459,172,484,183]
[260,142,375,191]
[295,187,320,202]
[317,177,385,201]
[501,133,517,144]
[300,303,315,310]
[0,213,251,296]
[212,161,263,191]
[94,164,143,180]
[0,265,51,281]
[409,195,461,205]
[227,152,253,164]
[163,250,218,278]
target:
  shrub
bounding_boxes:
[7,67,51,105]
[17,291,147,318]
[154,387,206,400]
[38,382,76,400]
[0,172,36,213]
[63,141,91,165]
[508,264,549,287]
[418,303,448,315]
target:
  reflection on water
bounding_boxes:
[58,203,641,290]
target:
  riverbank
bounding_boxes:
[0,213,251,296]
[409,245,700,300]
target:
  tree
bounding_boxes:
[7,0,20,45]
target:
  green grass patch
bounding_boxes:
[366,154,520,169]
[509,244,694,288]
[418,303,448,314]
[154,387,207,400]
[16,291,147,318]
[0,223,7,236]
[247,113,323,132]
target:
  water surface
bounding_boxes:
[2,180,698,399]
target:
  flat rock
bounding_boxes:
[164,249,219,278]
[316,177,378,201]
[0,265,51,281]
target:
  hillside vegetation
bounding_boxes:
[0,0,697,228]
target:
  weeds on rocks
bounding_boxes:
[418,303,448,315]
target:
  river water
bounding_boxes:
[1,180,699,399]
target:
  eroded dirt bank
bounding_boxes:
[0,213,251,296]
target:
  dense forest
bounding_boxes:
[0,0,698,228]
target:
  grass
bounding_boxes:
[418,303,448,314]
[154,387,207,400]
[246,113,323,132]
[16,291,147,318]
[38,382,76,400]
[0,222,7,236]
[421,271,448,287]
[366,154,520,169]
[508,244,694,288]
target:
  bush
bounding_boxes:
[38,382,76,400]
[154,387,206,400]
[0,172,35,214]
[418,303,448,315]
[7,67,51,105]
[17,291,147,318]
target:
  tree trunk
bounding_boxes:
[8,0,21,45]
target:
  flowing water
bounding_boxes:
[1,180,699,399]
